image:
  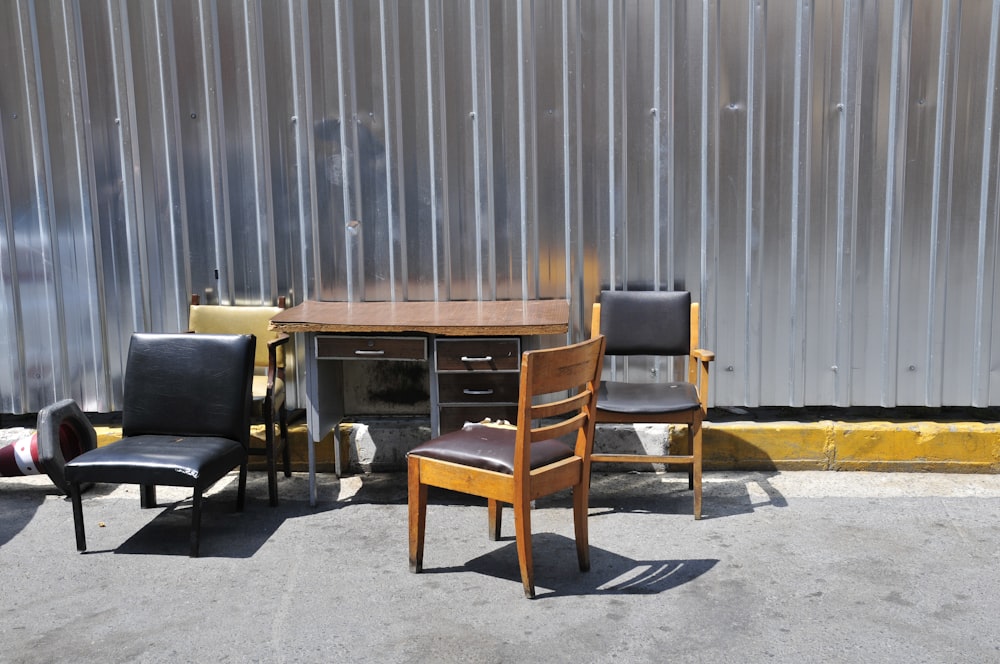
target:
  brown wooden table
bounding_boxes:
[270,300,569,504]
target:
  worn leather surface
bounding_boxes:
[599,290,690,356]
[64,435,245,486]
[597,380,701,414]
[121,333,255,445]
[408,424,574,474]
[65,333,255,489]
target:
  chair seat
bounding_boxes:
[408,424,574,475]
[597,380,701,414]
[65,435,246,487]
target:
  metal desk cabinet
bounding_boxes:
[434,337,520,432]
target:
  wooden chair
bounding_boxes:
[64,333,256,557]
[590,290,714,519]
[189,295,291,506]
[407,335,606,599]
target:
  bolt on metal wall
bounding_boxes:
[1,0,999,414]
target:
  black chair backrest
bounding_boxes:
[122,333,256,445]
[599,290,691,356]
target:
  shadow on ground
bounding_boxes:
[421,532,718,598]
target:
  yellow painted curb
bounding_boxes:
[703,420,1000,473]
[94,419,1000,474]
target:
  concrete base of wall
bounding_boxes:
[93,414,1000,475]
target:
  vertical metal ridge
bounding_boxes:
[744,0,766,407]
[244,0,273,300]
[606,0,618,290]
[424,0,447,300]
[879,0,910,405]
[378,0,403,300]
[153,0,190,318]
[517,0,530,301]
[789,0,813,406]
[652,1,662,290]
[835,0,862,407]
[699,0,716,350]
[972,1,1000,405]
[289,2,316,303]
[926,0,956,406]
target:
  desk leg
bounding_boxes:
[303,333,344,507]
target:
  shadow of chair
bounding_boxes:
[407,335,606,599]
[64,333,256,557]
[455,533,719,598]
[590,290,714,519]
[189,295,291,506]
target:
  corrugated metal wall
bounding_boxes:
[2,0,1000,414]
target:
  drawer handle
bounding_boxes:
[463,389,495,396]
[460,355,493,363]
[354,349,386,356]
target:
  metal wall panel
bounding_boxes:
[2,0,1000,414]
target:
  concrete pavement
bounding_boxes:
[2,467,999,663]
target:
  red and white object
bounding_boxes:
[0,427,43,477]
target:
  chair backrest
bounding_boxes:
[513,336,606,474]
[122,333,256,445]
[189,303,285,369]
[595,290,692,357]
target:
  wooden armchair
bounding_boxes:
[189,295,291,506]
[590,290,714,519]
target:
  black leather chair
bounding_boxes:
[64,333,256,557]
[590,290,714,519]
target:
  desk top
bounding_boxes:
[269,299,569,336]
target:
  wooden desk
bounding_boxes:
[270,300,569,505]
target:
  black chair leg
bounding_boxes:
[280,406,291,478]
[236,462,247,511]
[70,481,87,552]
[265,412,278,506]
[140,484,157,508]
[190,488,203,557]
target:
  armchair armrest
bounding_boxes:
[265,333,291,394]
[692,348,715,362]
[688,347,715,413]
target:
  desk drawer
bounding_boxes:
[439,405,519,433]
[438,373,520,404]
[316,335,427,361]
[435,338,520,372]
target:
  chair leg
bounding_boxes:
[408,456,427,573]
[70,481,87,552]
[692,419,703,520]
[190,488,203,557]
[140,484,157,508]
[686,426,694,490]
[264,410,279,506]
[488,499,503,541]
[513,494,535,599]
[279,405,291,477]
[572,482,591,572]
[237,461,247,511]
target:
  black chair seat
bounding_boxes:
[408,424,573,475]
[65,435,246,487]
[598,380,701,414]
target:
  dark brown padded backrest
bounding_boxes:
[122,333,256,445]
[598,290,691,357]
